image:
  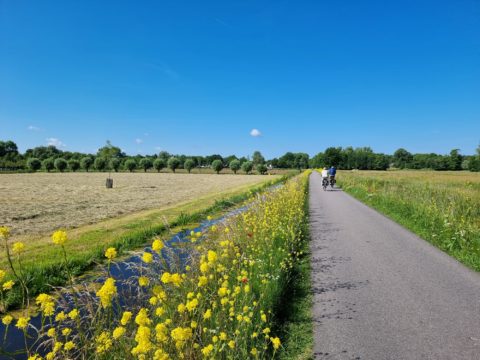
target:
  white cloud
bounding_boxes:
[250,129,262,137]
[46,138,66,148]
[135,138,143,144]
[27,125,40,131]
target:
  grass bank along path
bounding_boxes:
[309,171,480,359]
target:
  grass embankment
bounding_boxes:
[0,175,291,311]
[4,171,312,359]
[337,170,480,271]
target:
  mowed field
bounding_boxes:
[0,172,276,237]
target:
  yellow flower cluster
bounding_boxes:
[96,277,117,308]
[51,230,67,245]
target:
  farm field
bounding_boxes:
[337,170,480,270]
[0,172,278,237]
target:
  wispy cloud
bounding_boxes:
[214,17,231,28]
[135,138,143,144]
[145,62,179,80]
[46,137,66,148]
[27,125,41,131]
[250,129,262,137]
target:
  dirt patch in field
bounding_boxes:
[0,172,274,236]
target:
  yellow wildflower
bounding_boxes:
[155,306,165,317]
[177,303,186,313]
[47,328,56,337]
[198,276,208,286]
[2,315,13,326]
[207,250,217,263]
[55,311,66,322]
[161,272,171,284]
[120,311,132,326]
[95,332,112,354]
[170,273,182,287]
[261,313,267,322]
[2,280,14,291]
[135,308,152,326]
[142,252,153,263]
[201,344,214,356]
[138,276,150,287]
[62,328,71,337]
[112,326,125,339]
[64,341,75,351]
[68,308,79,320]
[104,247,117,260]
[203,309,212,320]
[250,348,258,356]
[152,239,164,253]
[0,270,5,282]
[35,293,55,316]
[16,316,30,330]
[12,242,25,254]
[96,277,117,308]
[155,323,168,342]
[271,336,281,349]
[51,230,67,245]
[186,298,198,312]
[228,340,235,349]
[0,226,10,238]
[219,332,227,341]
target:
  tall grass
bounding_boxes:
[337,170,480,270]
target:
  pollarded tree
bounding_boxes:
[140,158,153,172]
[153,159,166,173]
[27,158,42,172]
[43,158,54,172]
[252,151,265,166]
[80,157,93,172]
[109,158,121,172]
[241,161,253,174]
[256,164,267,175]
[125,159,137,172]
[68,159,80,172]
[229,159,241,174]
[211,159,223,174]
[168,157,181,173]
[184,159,195,173]
[54,158,68,172]
[94,157,108,172]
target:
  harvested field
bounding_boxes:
[0,172,276,236]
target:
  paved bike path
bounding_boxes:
[309,171,480,359]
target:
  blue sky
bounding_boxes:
[1,0,479,157]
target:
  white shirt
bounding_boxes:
[321,169,329,178]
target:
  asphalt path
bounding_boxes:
[309,171,480,360]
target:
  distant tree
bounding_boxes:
[393,148,413,169]
[293,153,310,169]
[184,159,195,173]
[80,157,93,172]
[158,151,171,162]
[252,151,265,166]
[54,158,68,172]
[140,158,153,172]
[24,145,61,161]
[43,158,54,172]
[448,149,463,170]
[241,161,253,174]
[97,141,124,159]
[469,144,480,172]
[124,159,137,172]
[0,140,19,157]
[109,158,121,172]
[211,159,223,174]
[153,159,166,172]
[229,159,241,174]
[323,147,343,167]
[94,157,108,171]
[68,159,80,172]
[27,158,41,172]
[205,154,223,166]
[168,157,181,173]
[256,164,268,175]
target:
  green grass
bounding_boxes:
[276,176,313,360]
[2,175,294,311]
[337,170,480,271]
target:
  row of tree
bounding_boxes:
[1,139,480,172]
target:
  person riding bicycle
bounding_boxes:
[321,167,329,179]
[328,166,337,183]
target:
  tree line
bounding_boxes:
[1,139,479,173]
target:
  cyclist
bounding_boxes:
[321,167,329,190]
[328,166,337,187]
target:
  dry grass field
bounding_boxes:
[0,172,276,237]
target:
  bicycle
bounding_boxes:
[329,176,336,189]
[322,177,329,191]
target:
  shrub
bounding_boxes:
[256,164,268,175]
[241,161,253,174]
[27,158,41,172]
[80,157,93,172]
[94,157,108,172]
[124,159,137,172]
[153,159,165,173]
[211,159,223,174]
[139,158,153,172]
[42,158,54,172]
[109,158,121,172]
[229,159,241,174]
[54,158,68,172]
[184,159,195,173]
[168,157,181,173]
[68,159,80,172]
